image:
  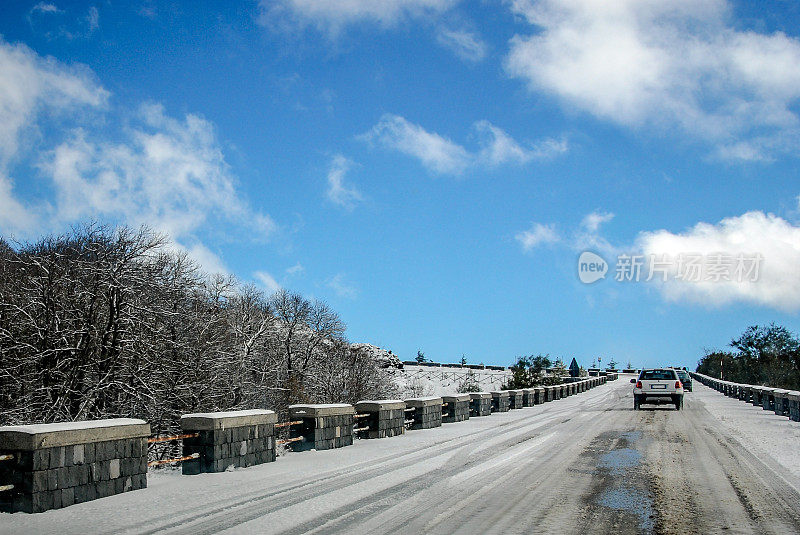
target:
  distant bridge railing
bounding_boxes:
[689,372,800,422]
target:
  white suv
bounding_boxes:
[632,368,684,410]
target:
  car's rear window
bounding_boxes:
[676,371,689,379]
[641,370,676,380]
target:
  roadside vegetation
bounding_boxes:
[0,224,396,435]
[697,323,800,390]
[502,355,569,389]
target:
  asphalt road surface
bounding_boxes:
[4,377,800,535]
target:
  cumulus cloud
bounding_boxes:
[254,270,282,293]
[505,0,800,160]
[362,114,566,175]
[0,39,107,163]
[326,273,358,299]
[436,28,487,62]
[0,37,275,273]
[638,211,800,311]
[326,154,363,210]
[259,0,456,37]
[515,222,559,251]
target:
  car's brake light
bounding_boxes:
[675,381,681,389]
[636,381,642,389]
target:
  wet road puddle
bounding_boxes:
[589,430,656,533]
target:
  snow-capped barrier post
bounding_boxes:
[773,390,790,417]
[404,397,443,430]
[0,418,150,513]
[508,390,524,409]
[441,395,470,423]
[288,404,355,451]
[789,392,800,422]
[491,391,510,412]
[751,386,764,407]
[178,410,277,475]
[353,400,406,439]
[534,387,545,404]
[469,392,492,416]
[522,388,536,407]
[761,388,776,411]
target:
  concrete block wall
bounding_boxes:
[469,392,492,416]
[508,390,524,409]
[534,387,545,404]
[354,400,406,438]
[405,397,443,430]
[289,404,355,451]
[491,391,510,412]
[441,395,470,423]
[180,410,276,475]
[0,419,149,513]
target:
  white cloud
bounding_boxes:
[0,37,275,270]
[581,211,614,233]
[326,154,363,210]
[505,0,800,160]
[286,262,304,276]
[363,114,566,175]
[363,114,471,175]
[259,0,457,37]
[515,223,559,251]
[326,273,358,299]
[184,242,228,275]
[638,211,800,311]
[31,3,61,14]
[474,120,567,166]
[0,39,107,164]
[41,103,275,242]
[436,28,487,62]
[254,270,282,293]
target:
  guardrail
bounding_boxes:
[689,371,800,422]
[0,375,611,514]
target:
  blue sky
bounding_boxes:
[1,0,800,369]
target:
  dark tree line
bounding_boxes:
[697,324,800,389]
[0,225,396,443]
[502,354,568,389]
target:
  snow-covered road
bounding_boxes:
[3,378,800,534]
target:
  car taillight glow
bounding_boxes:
[636,381,642,389]
[676,381,681,389]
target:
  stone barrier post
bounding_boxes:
[405,397,443,430]
[0,419,149,513]
[180,410,276,475]
[469,392,492,416]
[441,395,470,423]
[289,404,355,451]
[354,400,406,438]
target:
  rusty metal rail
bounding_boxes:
[274,420,303,429]
[147,453,199,467]
[147,433,199,444]
[0,484,14,493]
[0,454,13,462]
[277,436,304,446]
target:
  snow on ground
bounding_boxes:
[0,383,618,535]
[392,364,511,397]
[693,382,800,487]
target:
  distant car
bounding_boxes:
[631,368,684,410]
[674,369,692,392]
